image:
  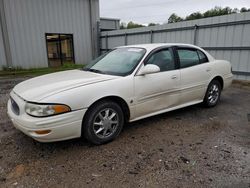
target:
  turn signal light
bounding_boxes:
[53,105,71,114]
[34,130,51,135]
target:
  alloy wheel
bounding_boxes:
[207,84,220,105]
[93,108,119,139]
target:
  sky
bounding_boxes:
[100,0,250,24]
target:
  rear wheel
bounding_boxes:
[203,80,222,107]
[82,100,124,145]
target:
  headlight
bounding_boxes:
[25,103,71,117]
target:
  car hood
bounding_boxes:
[13,69,118,101]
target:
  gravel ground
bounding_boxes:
[0,76,250,188]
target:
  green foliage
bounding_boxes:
[168,6,250,23]
[120,22,158,29]
[168,13,183,23]
[203,6,236,18]
[186,12,203,21]
[119,6,250,29]
[148,23,157,27]
[240,7,250,13]
[0,63,83,77]
[127,21,145,29]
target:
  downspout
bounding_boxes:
[89,0,95,59]
[0,0,12,68]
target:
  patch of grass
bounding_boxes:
[0,63,84,77]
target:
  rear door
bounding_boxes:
[134,48,181,118]
[175,47,212,104]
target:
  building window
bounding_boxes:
[46,34,75,67]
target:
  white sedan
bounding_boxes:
[8,43,233,144]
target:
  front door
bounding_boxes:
[134,48,181,118]
[46,34,75,67]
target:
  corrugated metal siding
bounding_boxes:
[101,12,250,81]
[0,20,6,69]
[100,18,120,31]
[90,0,100,58]
[2,0,99,69]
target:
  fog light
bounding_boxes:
[34,130,51,135]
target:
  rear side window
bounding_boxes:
[197,50,209,63]
[177,49,200,68]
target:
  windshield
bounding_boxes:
[84,48,146,76]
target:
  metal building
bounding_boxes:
[0,0,100,69]
[100,17,120,31]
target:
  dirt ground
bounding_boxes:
[0,76,250,188]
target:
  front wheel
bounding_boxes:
[82,100,124,145]
[203,80,222,107]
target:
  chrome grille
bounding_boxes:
[10,97,20,115]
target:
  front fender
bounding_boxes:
[39,76,134,111]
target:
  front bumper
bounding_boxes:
[7,91,87,142]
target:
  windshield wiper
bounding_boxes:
[88,69,106,75]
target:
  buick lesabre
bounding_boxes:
[8,43,233,144]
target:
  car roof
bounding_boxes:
[117,43,200,51]
[116,43,215,61]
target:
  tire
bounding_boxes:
[82,100,124,145]
[203,80,222,107]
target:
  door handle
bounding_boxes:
[171,75,178,79]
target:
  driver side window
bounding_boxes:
[145,49,175,72]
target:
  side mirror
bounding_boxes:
[137,64,160,76]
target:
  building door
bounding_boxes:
[46,34,75,67]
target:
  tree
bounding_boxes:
[203,6,234,18]
[121,6,250,29]
[126,21,144,29]
[120,22,127,29]
[167,6,249,24]
[168,13,183,23]
[232,8,239,14]
[186,12,203,20]
[148,23,157,27]
[240,7,250,12]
